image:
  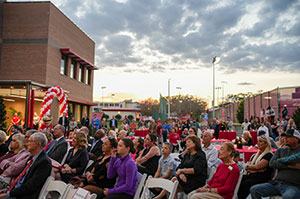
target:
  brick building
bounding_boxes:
[0,1,98,128]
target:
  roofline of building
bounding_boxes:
[5,1,96,44]
[102,108,141,112]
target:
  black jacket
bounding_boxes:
[47,137,68,163]
[10,150,51,199]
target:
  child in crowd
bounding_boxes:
[169,127,180,152]
[153,143,177,199]
[233,150,244,171]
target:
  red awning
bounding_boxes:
[60,48,98,70]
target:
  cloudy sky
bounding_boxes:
[15,0,300,104]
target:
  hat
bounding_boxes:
[281,129,300,139]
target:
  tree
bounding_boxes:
[139,98,159,116]
[292,106,300,129]
[0,96,7,131]
[102,113,109,120]
[236,100,244,123]
[115,114,122,120]
[128,115,134,121]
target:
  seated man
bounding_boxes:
[250,129,300,199]
[0,132,52,199]
[46,124,68,164]
[202,130,220,170]
[88,129,104,160]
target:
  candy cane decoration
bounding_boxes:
[39,86,68,124]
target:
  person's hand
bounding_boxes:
[111,148,117,158]
[179,174,187,183]
[176,169,182,176]
[0,193,8,198]
[196,187,209,193]
[103,188,109,196]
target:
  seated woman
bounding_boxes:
[242,131,254,146]
[156,135,207,199]
[237,135,273,199]
[0,131,8,157]
[0,133,25,165]
[136,133,160,176]
[54,131,89,183]
[131,137,144,162]
[81,137,118,193]
[97,138,137,199]
[188,142,240,199]
[0,133,30,189]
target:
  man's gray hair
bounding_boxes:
[32,132,47,148]
[204,130,214,138]
[56,124,65,133]
[12,133,25,150]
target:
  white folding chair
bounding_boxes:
[233,170,244,199]
[83,160,94,175]
[207,166,216,182]
[38,176,72,199]
[140,176,179,199]
[61,143,72,165]
[64,187,97,199]
[134,173,148,199]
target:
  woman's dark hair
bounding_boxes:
[190,126,197,134]
[121,138,136,154]
[108,136,118,148]
[136,137,144,152]
[186,135,202,151]
[147,133,157,143]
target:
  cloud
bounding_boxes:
[237,82,255,86]
[48,0,300,73]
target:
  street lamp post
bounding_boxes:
[212,56,221,119]
[221,81,228,120]
[101,86,106,103]
[216,87,221,105]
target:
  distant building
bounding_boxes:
[93,100,141,120]
[0,1,98,128]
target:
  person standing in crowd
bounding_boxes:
[81,113,90,127]
[69,117,78,132]
[238,136,273,199]
[188,142,239,199]
[11,113,20,126]
[91,114,100,136]
[162,121,169,143]
[58,112,69,134]
[282,105,288,119]
[169,127,180,152]
[149,119,158,137]
[257,122,269,137]
[109,115,118,130]
[242,118,251,132]
[0,133,51,199]
[250,129,300,198]
[97,138,137,199]
[211,118,219,139]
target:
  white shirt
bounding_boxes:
[202,143,220,168]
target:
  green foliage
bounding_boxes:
[292,106,300,129]
[0,96,7,131]
[115,114,122,120]
[128,115,134,121]
[236,100,244,123]
[102,113,109,120]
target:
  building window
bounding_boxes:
[86,69,91,85]
[79,64,84,82]
[60,54,67,75]
[104,103,109,107]
[70,60,76,79]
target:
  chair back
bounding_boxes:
[38,176,72,199]
[233,170,244,199]
[83,160,94,174]
[61,143,72,165]
[133,173,147,199]
[141,176,179,199]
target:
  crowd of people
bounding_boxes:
[0,111,299,199]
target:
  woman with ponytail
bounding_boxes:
[97,138,138,199]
